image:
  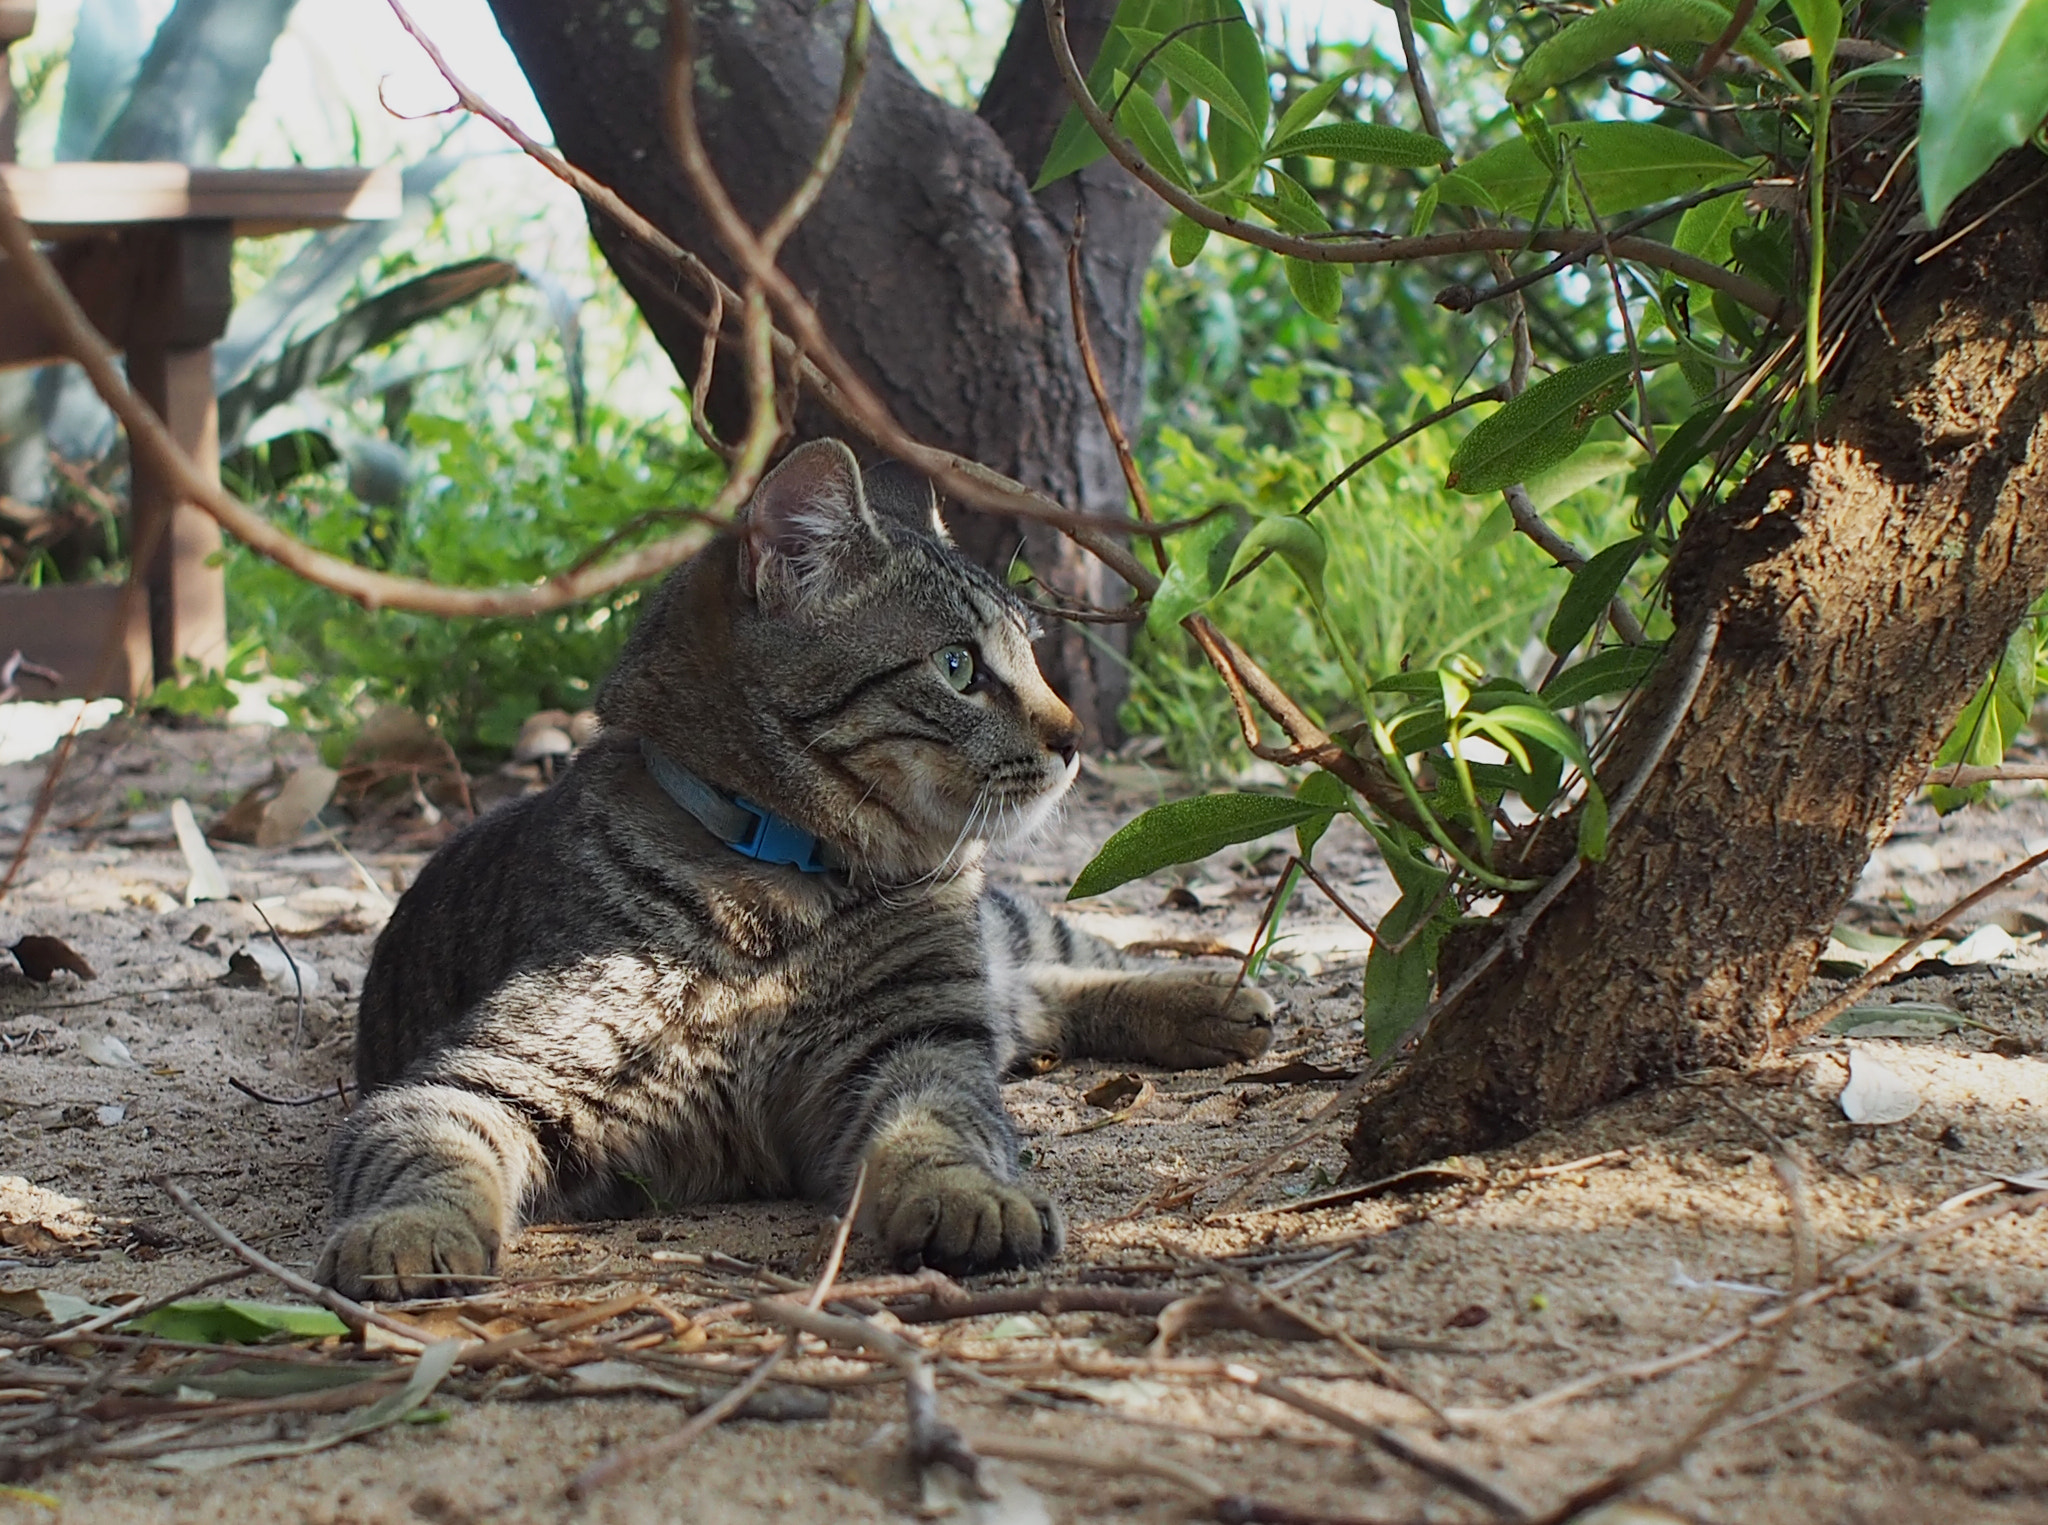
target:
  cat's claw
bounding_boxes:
[874,1164,1063,1274]
[317,1203,498,1301]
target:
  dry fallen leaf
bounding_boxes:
[1840,1048,1922,1124]
[172,799,231,904]
[9,934,96,982]
[1083,1072,1149,1111]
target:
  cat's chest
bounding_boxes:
[626,883,987,1038]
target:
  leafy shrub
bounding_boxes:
[229,383,721,755]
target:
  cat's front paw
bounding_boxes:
[1140,979,1276,1068]
[871,1162,1063,1274]
[317,1203,498,1301]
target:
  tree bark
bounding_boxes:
[1350,156,2048,1174]
[485,0,1163,744]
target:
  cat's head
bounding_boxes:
[601,440,1082,884]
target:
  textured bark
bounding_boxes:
[486,0,1163,742]
[1350,156,2048,1174]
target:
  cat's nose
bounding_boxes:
[1044,717,1081,768]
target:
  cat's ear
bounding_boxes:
[860,459,951,543]
[740,439,884,608]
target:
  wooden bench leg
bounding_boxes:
[128,340,228,686]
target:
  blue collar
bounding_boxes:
[639,737,844,875]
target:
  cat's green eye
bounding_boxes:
[935,645,975,692]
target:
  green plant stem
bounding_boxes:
[1804,73,1831,424]
[1368,718,1540,892]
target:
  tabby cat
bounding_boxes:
[318,440,1273,1299]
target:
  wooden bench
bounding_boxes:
[0,2,399,699]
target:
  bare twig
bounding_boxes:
[1503,484,1647,646]
[754,1299,987,1491]
[1039,0,1787,320]
[1437,182,1764,313]
[565,1167,869,1499]
[1783,839,2048,1046]
[1068,213,1164,572]
[652,0,1156,589]
[1231,1368,1530,1520]
[229,1076,354,1108]
[1924,761,2048,786]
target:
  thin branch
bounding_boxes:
[0,179,770,619]
[1435,181,1762,313]
[1039,0,1788,320]
[756,0,871,261]
[1067,212,1165,573]
[1230,1368,1530,1520]
[1504,484,1647,645]
[754,1299,987,1489]
[1782,838,2048,1046]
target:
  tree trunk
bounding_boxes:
[485,0,1163,744]
[1350,157,2048,1174]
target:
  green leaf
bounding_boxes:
[1540,643,1665,708]
[217,258,521,452]
[1930,622,2037,810]
[1437,123,1756,222]
[1168,212,1211,267]
[1195,0,1271,139]
[1272,70,1361,142]
[1360,825,1454,1056]
[1786,0,1843,76]
[1445,353,1641,495]
[1408,0,1455,26]
[1630,401,1755,529]
[1227,514,1329,604]
[1265,122,1449,166]
[1409,180,1441,235]
[1122,29,1260,135]
[1069,793,1341,898]
[1265,168,1333,233]
[1521,441,1638,512]
[1824,1001,1974,1037]
[1920,0,2048,225]
[1546,537,1648,654]
[124,1299,352,1345]
[1294,769,1352,856]
[1284,257,1343,322]
[1112,73,1195,191]
[1672,190,1753,272]
[150,1340,463,1472]
[1146,503,1250,638]
[1467,703,1610,859]
[1508,0,1784,102]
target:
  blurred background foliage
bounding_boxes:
[1,0,1649,765]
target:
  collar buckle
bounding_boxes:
[730,797,833,874]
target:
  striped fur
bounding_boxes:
[318,442,1272,1299]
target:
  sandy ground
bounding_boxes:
[0,719,2044,1524]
